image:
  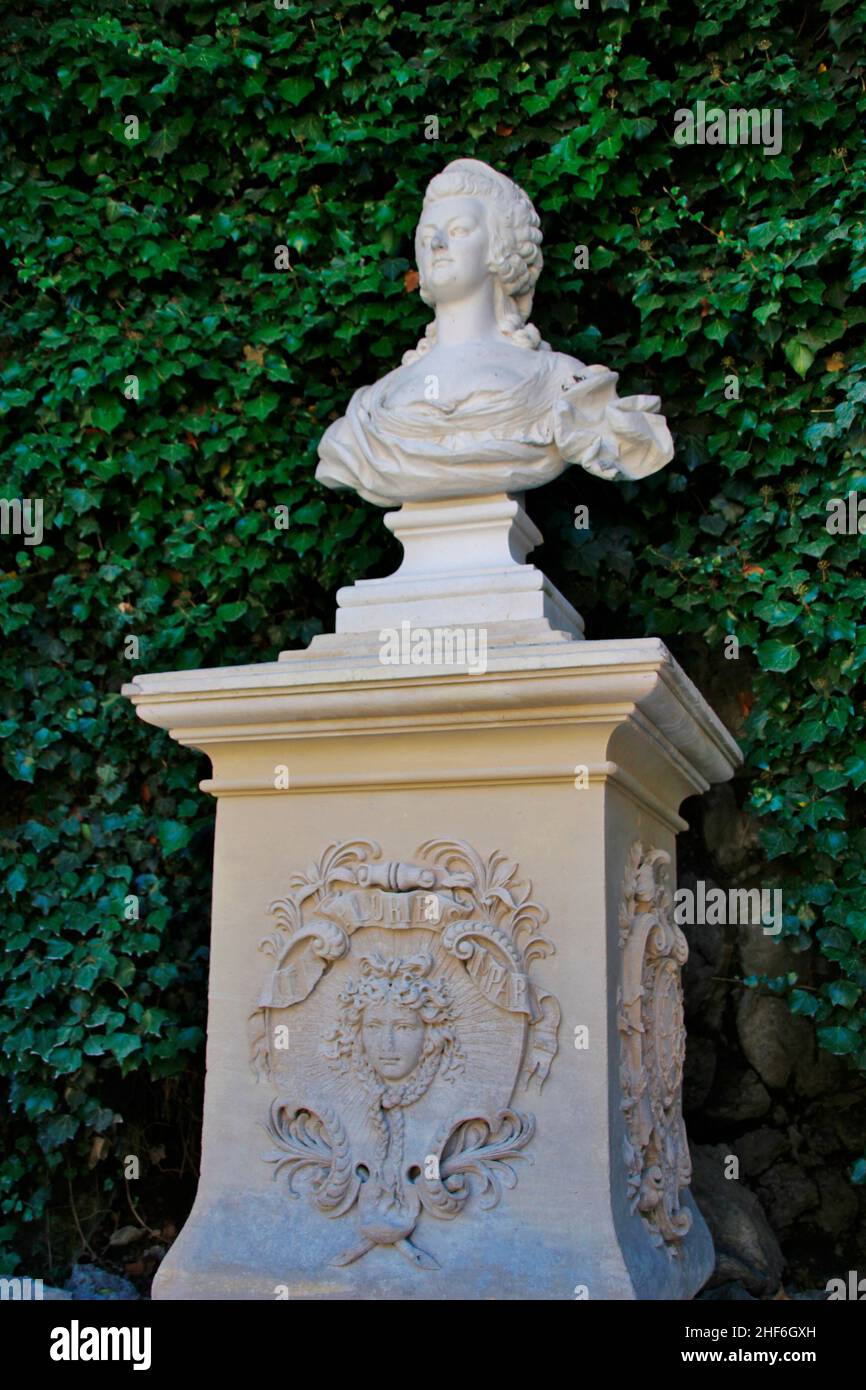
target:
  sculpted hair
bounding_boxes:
[404,158,550,363]
[322,951,463,1100]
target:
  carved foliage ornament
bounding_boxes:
[250,839,560,1270]
[617,842,693,1255]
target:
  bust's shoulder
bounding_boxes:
[343,360,407,416]
[548,349,591,379]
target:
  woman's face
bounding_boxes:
[416,195,490,303]
[362,999,426,1081]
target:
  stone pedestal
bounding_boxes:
[124,614,739,1299]
[334,493,584,638]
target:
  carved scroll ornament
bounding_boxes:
[618,842,693,1255]
[250,839,560,1270]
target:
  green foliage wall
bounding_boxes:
[0,0,863,1273]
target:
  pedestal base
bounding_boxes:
[125,637,739,1301]
[153,1189,713,1301]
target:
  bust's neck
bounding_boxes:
[433,280,500,348]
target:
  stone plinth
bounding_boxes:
[335,493,584,638]
[124,635,740,1300]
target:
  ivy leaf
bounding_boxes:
[276,77,315,106]
[105,1033,142,1062]
[157,820,193,856]
[37,1114,79,1151]
[215,601,247,624]
[816,1025,861,1055]
[90,398,125,433]
[7,865,27,897]
[828,980,861,1008]
[756,639,800,672]
[784,339,815,378]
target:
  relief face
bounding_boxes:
[360,982,431,1082]
[249,840,560,1270]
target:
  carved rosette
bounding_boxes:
[251,839,560,1269]
[617,842,692,1256]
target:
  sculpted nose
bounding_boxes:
[430,230,447,252]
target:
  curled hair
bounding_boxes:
[404,158,550,363]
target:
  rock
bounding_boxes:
[683,1034,717,1112]
[828,1092,866,1152]
[814,1170,859,1237]
[734,1127,789,1178]
[737,922,803,981]
[696,1279,758,1300]
[802,1109,841,1159]
[794,1043,850,1099]
[736,992,812,1091]
[755,1162,819,1230]
[706,1065,771,1123]
[690,1143,785,1296]
[65,1262,139,1301]
[681,877,732,1034]
[701,784,762,878]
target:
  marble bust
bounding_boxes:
[315,158,674,508]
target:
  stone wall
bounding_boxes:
[681,781,866,1297]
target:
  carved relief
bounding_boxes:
[250,839,560,1269]
[617,842,692,1255]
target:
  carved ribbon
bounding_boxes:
[260,883,542,1018]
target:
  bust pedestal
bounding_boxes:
[124,525,739,1297]
[334,493,583,638]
